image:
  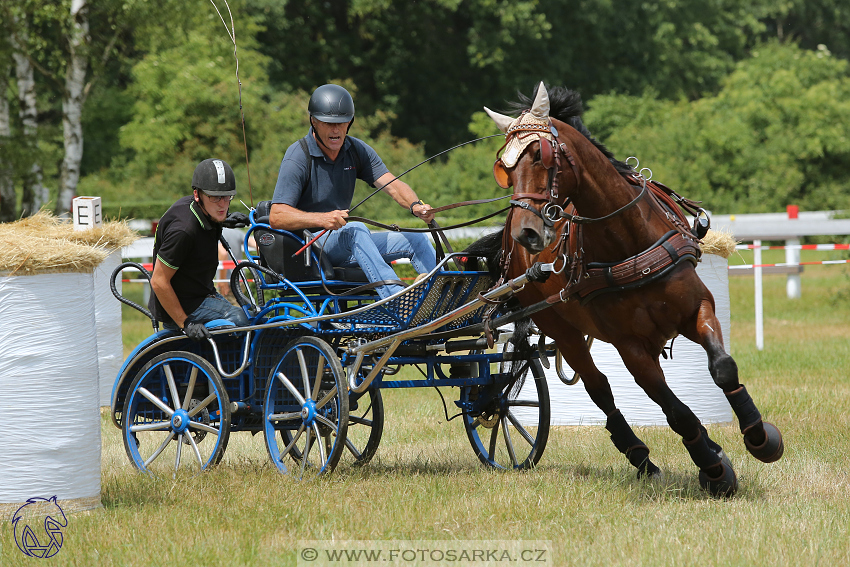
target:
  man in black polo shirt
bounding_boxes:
[149,158,249,340]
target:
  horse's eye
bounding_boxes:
[534,149,541,162]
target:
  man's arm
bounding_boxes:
[269,203,349,231]
[376,172,435,223]
[150,259,190,329]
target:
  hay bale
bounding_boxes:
[0,209,142,511]
[0,211,138,275]
[0,271,102,513]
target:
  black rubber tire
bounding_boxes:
[343,388,385,466]
[461,356,551,470]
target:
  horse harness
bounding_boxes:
[495,113,705,307]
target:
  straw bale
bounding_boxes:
[700,228,737,259]
[0,210,138,249]
[0,211,139,275]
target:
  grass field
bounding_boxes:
[2,249,849,566]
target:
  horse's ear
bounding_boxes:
[493,159,512,189]
[530,81,550,120]
[484,107,513,133]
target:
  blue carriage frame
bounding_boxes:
[111,208,559,476]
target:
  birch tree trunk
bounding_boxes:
[0,61,15,222]
[56,0,89,217]
[12,32,47,218]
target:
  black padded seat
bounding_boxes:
[253,201,369,283]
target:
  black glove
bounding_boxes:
[183,322,212,341]
[221,211,249,228]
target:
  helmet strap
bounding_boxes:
[310,117,333,153]
[193,189,219,222]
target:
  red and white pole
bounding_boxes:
[786,205,801,299]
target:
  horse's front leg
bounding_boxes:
[616,343,737,496]
[556,333,661,479]
[684,297,784,464]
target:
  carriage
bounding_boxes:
[109,201,562,478]
[112,80,786,495]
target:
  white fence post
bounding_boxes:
[786,237,801,299]
[754,239,764,351]
[786,205,801,299]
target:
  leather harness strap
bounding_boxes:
[546,230,701,305]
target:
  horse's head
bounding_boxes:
[485,82,581,253]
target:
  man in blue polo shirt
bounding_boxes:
[149,158,249,340]
[269,84,437,299]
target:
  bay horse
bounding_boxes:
[476,82,783,496]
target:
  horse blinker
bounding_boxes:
[539,138,555,170]
[493,159,512,189]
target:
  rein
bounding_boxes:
[347,206,510,233]
[559,177,647,224]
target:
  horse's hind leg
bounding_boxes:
[616,345,737,496]
[557,338,660,478]
[685,297,784,463]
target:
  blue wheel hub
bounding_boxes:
[301,399,317,425]
[171,409,191,433]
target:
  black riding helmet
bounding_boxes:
[308,84,355,124]
[191,158,236,197]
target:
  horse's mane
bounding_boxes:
[505,84,634,176]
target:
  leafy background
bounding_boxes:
[3,0,850,223]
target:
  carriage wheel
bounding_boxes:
[460,358,550,470]
[122,352,231,476]
[283,387,384,467]
[263,337,349,478]
[342,388,384,466]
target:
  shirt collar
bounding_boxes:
[189,199,214,231]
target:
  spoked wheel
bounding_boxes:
[460,357,550,470]
[122,352,231,476]
[263,337,349,478]
[341,388,384,466]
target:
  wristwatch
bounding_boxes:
[409,199,423,216]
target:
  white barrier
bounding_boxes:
[93,250,123,406]
[0,272,102,514]
[514,254,733,426]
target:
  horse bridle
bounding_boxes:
[493,117,647,228]
[493,116,579,228]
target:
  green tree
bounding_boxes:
[760,0,850,60]
[585,42,850,213]
[252,0,549,153]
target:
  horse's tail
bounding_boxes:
[463,228,504,279]
[464,229,533,389]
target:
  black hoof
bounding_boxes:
[699,460,738,497]
[745,421,784,463]
[637,460,662,479]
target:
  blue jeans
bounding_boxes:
[319,222,437,298]
[164,293,250,330]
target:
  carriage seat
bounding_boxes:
[253,201,369,283]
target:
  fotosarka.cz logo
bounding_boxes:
[11,496,68,559]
